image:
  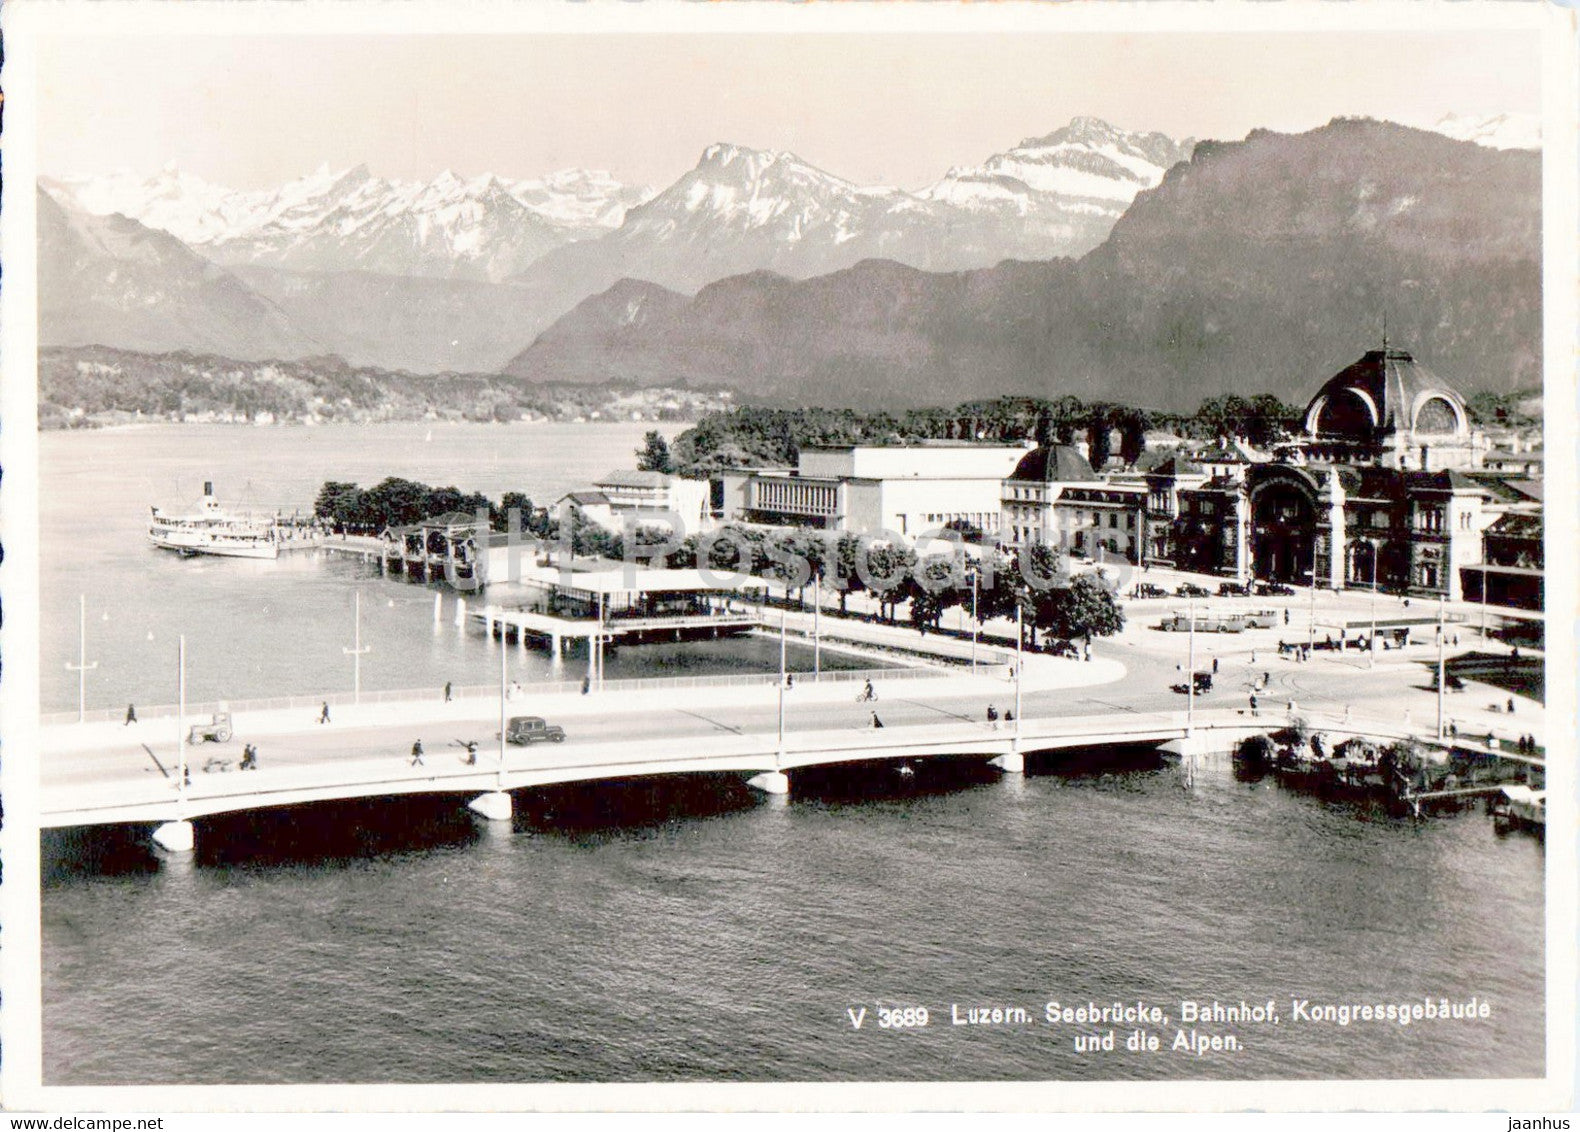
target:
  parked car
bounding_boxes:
[1255,581,1297,597]
[1130,583,1168,599]
[1176,583,1210,598]
[503,716,567,744]
[1047,639,1081,658]
[1218,581,1250,596]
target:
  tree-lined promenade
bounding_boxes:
[312,474,1126,651]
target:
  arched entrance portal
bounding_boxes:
[1249,472,1318,583]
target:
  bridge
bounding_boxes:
[39,656,1481,856]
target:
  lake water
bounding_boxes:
[40,421,864,712]
[36,423,1547,1086]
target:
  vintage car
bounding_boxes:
[504,716,567,745]
[1171,672,1214,695]
[186,711,233,744]
[1175,583,1211,598]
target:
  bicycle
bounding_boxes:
[855,685,878,703]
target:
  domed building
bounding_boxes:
[1141,345,1539,604]
[1002,442,1147,559]
[1302,346,1481,471]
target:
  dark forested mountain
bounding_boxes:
[504,119,1540,410]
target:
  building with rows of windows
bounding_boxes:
[1140,346,1541,605]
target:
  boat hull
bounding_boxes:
[149,534,279,560]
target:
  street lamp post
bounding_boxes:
[343,590,371,703]
[1436,593,1447,740]
[777,607,788,762]
[1013,602,1023,742]
[971,565,980,670]
[498,627,509,790]
[1186,597,1196,736]
[176,634,188,808]
[65,593,98,723]
[1307,540,1318,654]
[813,571,821,679]
[1368,540,1380,670]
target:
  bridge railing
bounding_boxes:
[40,663,999,728]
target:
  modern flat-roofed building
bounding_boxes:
[722,441,1027,537]
[555,469,710,534]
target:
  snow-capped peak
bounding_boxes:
[919,116,1194,209]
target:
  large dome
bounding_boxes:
[1304,348,1469,439]
[1009,444,1098,482]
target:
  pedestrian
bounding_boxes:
[871,712,884,729]
[410,740,425,766]
[581,676,591,695]
[1507,697,1515,715]
[1343,704,1352,723]
[1005,709,1015,723]
[986,704,999,730]
[1283,609,1290,626]
[1249,693,1259,717]
[786,673,794,690]
[182,766,191,787]
[462,740,478,766]
[1250,650,1256,665]
[318,701,330,724]
[443,681,453,703]
[1212,657,1219,675]
[1448,721,1457,739]
[124,702,137,726]
[1452,633,1459,648]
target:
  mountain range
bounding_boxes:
[37,113,1541,405]
[38,118,1194,370]
[504,118,1541,410]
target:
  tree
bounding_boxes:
[943,518,984,544]
[1118,409,1149,466]
[313,481,366,532]
[636,430,676,474]
[1045,574,1125,646]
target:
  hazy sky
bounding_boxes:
[39,30,1542,191]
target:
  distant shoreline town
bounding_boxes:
[39,345,735,429]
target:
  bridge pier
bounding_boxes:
[467,791,514,822]
[152,819,195,854]
[747,771,790,795]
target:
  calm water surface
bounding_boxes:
[38,424,1546,1084]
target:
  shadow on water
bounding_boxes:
[790,755,1001,805]
[1027,744,1171,782]
[43,795,482,878]
[42,825,163,885]
[512,773,759,838]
